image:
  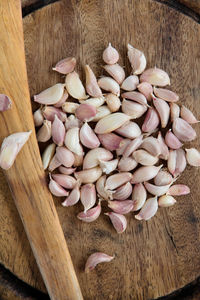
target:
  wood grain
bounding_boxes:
[0,0,200,299]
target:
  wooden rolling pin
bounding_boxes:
[0,1,83,299]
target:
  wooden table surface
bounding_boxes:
[0,1,200,299]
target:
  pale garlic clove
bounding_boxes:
[121,99,147,119]
[48,154,61,172]
[80,184,96,212]
[153,87,179,102]
[98,77,120,96]
[121,91,148,106]
[108,200,134,214]
[96,175,113,200]
[172,117,197,142]
[42,106,66,122]
[42,143,56,170]
[180,105,199,124]
[62,102,79,114]
[154,170,173,186]
[132,183,147,211]
[103,43,119,65]
[115,121,141,139]
[105,212,127,233]
[73,153,84,167]
[77,200,101,222]
[65,71,88,100]
[99,159,119,175]
[165,130,183,150]
[90,105,111,122]
[185,148,200,167]
[64,127,83,156]
[80,122,100,149]
[121,75,139,91]
[56,146,75,168]
[158,195,176,207]
[85,65,103,98]
[33,108,44,127]
[170,103,180,122]
[157,131,169,160]
[140,67,170,87]
[0,94,12,111]
[153,96,170,128]
[83,147,113,169]
[135,196,158,221]
[75,103,97,122]
[118,156,138,172]
[52,174,76,189]
[53,57,76,74]
[142,107,160,133]
[37,120,52,143]
[127,44,146,75]
[167,150,176,176]
[52,115,65,146]
[0,131,32,170]
[132,149,158,166]
[49,174,69,197]
[62,183,80,207]
[58,166,76,175]
[94,112,130,134]
[54,91,69,108]
[140,136,161,156]
[116,139,131,156]
[104,93,121,112]
[123,135,143,158]
[85,252,114,273]
[65,115,82,130]
[113,182,132,200]
[131,165,162,184]
[75,167,102,184]
[137,82,153,101]
[174,148,186,178]
[103,64,125,84]
[144,182,171,196]
[34,83,64,105]
[167,184,190,196]
[79,96,105,107]
[105,172,132,190]
[98,133,123,151]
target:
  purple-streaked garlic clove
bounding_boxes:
[185,148,200,167]
[96,175,113,200]
[170,103,180,122]
[80,122,100,149]
[91,105,111,122]
[103,64,125,84]
[158,195,176,207]
[121,75,139,91]
[142,107,160,132]
[52,174,76,189]
[118,156,138,172]
[157,131,169,160]
[65,115,82,130]
[77,200,101,222]
[115,121,141,139]
[123,135,143,158]
[85,252,114,273]
[85,65,103,98]
[73,153,84,167]
[108,200,134,214]
[116,139,131,156]
[140,136,161,156]
[167,184,190,196]
[54,91,69,108]
[132,183,147,211]
[52,57,76,74]
[121,99,147,119]
[167,150,176,176]
[137,82,153,101]
[94,112,130,134]
[165,130,183,150]
[154,170,173,186]
[104,94,121,112]
[127,44,146,75]
[99,159,119,175]
[0,94,12,111]
[79,96,105,107]
[132,149,158,166]
[75,103,97,122]
[144,182,171,196]
[153,96,170,128]
[62,183,80,207]
[62,102,79,114]
[172,117,197,142]
[102,43,119,65]
[48,174,69,197]
[52,115,65,146]
[153,87,179,102]
[34,84,64,105]
[56,146,75,168]
[113,182,132,200]
[121,91,148,106]
[33,108,44,127]
[180,105,199,124]
[58,166,76,175]
[135,196,158,221]
[83,147,113,169]
[131,165,162,184]
[140,67,170,87]
[75,167,102,184]
[105,172,132,190]
[98,133,123,151]
[98,77,120,96]
[37,120,52,142]
[81,184,96,212]
[65,71,88,100]
[48,154,61,172]
[42,143,56,170]
[64,127,83,156]
[42,106,66,122]
[105,212,127,233]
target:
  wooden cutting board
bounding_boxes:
[0,0,200,299]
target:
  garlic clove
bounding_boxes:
[144,182,170,196]
[53,57,76,74]
[80,184,96,212]
[0,94,12,111]
[153,95,170,128]
[42,143,56,170]
[65,115,82,130]
[42,106,66,122]
[62,102,79,114]
[99,158,119,175]
[132,183,147,211]
[140,67,170,87]
[180,105,199,124]
[73,153,84,167]
[33,108,44,127]
[96,175,113,200]
[153,87,179,102]
[52,174,76,189]
[64,127,83,156]
[115,121,141,139]
[90,105,111,122]
[58,166,76,175]
[113,182,132,200]
[127,44,146,75]
[116,139,131,156]
[94,112,130,134]
[77,200,101,222]
[56,146,75,168]
[185,148,200,167]
[140,136,161,156]
[105,212,127,233]
[48,154,61,172]
[170,103,180,122]
[49,174,69,197]
[165,130,183,150]
[122,99,147,119]
[108,200,134,214]
[142,107,160,132]
[104,93,121,112]
[121,75,139,91]
[154,170,173,186]
[133,149,158,166]
[131,165,162,184]
[103,43,119,65]
[175,148,186,178]
[167,150,176,176]
[85,65,103,98]
[105,172,132,190]
[62,183,80,207]
[123,135,143,158]
[54,91,69,108]
[75,167,102,184]
[167,184,190,196]
[75,103,97,122]
[79,96,105,107]
[34,83,64,105]
[52,115,65,146]
[118,156,138,172]
[65,71,88,100]
[157,131,169,160]
[158,195,176,207]
[85,252,114,273]
[135,196,158,220]
[172,117,197,142]
[83,147,113,169]
[98,77,120,96]
[137,82,153,101]
[37,120,52,143]
[121,91,148,106]
[103,64,125,84]
[98,133,123,151]
[80,122,100,149]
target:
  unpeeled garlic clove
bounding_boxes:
[175,148,187,177]
[99,158,118,174]
[137,82,153,101]
[85,252,114,273]
[53,57,76,74]
[172,117,197,142]
[140,67,170,86]
[37,120,52,142]
[153,87,179,102]
[133,149,158,166]
[103,43,119,65]
[180,105,199,124]
[62,183,80,207]
[48,154,61,172]
[98,77,120,96]
[73,153,84,167]
[0,94,12,111]
[153,96,170,128]
[0,131,32,170]
[52,115,65,146]
[91,105,111,122]
[104,93,121,112]
[103,64,125,84]
[62,102,79,113]
[115,121,141,139]
[48,174,69,197]
[158,195,176,207]
[75,167,102,184]
[64,127,83,156]
[144,182,170,196]
[80,122,100,149]
[165,130,183,150]
[113,182,132,200]
[77,200,101,222]
[79,96,105,107]
[131,165,162,184]
[141,136,161,156]
[167,184,190,196]
[154,170,173,186]
[123,135,143,158]
[167,150,176,175]
[54,91,69,108]
[42,143,56,170]
[116,139,131,156]
[81,184,96,212]
[33,108,44,127]
[96,175,113,200]
[65,115,82,130]
[42,106,66,122]
[105,212,127,233]
[142,107,160,132]
[185,148,200,167]
[135,196,158,220]
[132,183,147,211]
[121,91,148,106]
[58,166,76,175]
[121,75,139,91]
[83,147,113,169]
[56,146,75,168]
[157,131,169,160]
[122,99,147,119]
[118,156,138,172]
[65,71,88,100]
[108,200,134,214]
[170,103,180,122]
[52,174,76,189]
[127,44,146,75]
[94,112,130,134]
[98,133,123,151]
[85,65,103,98]
[34,84,64,105]
[105,172,132,190]
[75,103,97,122]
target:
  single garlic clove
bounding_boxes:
[53,57,76,74]
[167,184,190,196]
[158,195,176,207]
[75,167,102,184]
[121,91,148,106]
[52,174,76,189]
[98,133,123,151]
[132,183,147,211]
[90,105,111,122]
[64,127,83,156]
[52,115,65,146]
[85,252,114,273]
[153,87,179,102]
[175,148,186,178]
[99,158,119,175]
[133,149,159,166]
[58,166,76,175]
[131,165,162,184]
[180,105,199,124]
[48,154,61,172]
[48,174,69,197]
[81,184,96,212]
[140,136,161,156]
[154,170,173,186]
[77,200,101,222]
[170,103,180,122]
[56,146,75,168]
[37,120,52,142]
[75,103,97,122]
[115,121,141,139]
[165,130,183,150]
[65,115,82,130]
[103,64,125,84]
[172,117,197,142]
[80,122,100,149]
[137,82,153,101]
[142,107,160,133]
[94,112,130,134]
[140,67,170,87]
[157,131,169,160]
[42,143,56,170]
[96,175,113,200]
[108,200,134,214]
[33,108,44,127]
[62,102,79,114]
[123,135,143,158]
[153,96,170,128]
[118,156,138,172]
[144,182,170,196]
[104,93,121,112]
[113,182,132,200]
[65,71,88,100]
[62,183,80,207]
[42,106,66,122]
[34,83,64,105]
[0,131,32,170]
[121,75,139,91]
[98,77,120,96]
[73,153,84,167]
[103,43,119,65]
[122,99,147,119]
[79,96,105,107]
[135,196,158,221]
[54,91,68,108]
[167,150,176,176]
[185,148,200,167]
[85,65,103,98]
[0,94,12,111]
[83,147,113,169]
[127,44,146,75]
[105,212,127,233]
[105,172,132,190]
[116,138,131,156]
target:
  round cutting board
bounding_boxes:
[0,1,200,299]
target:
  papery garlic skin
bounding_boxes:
[85,252,114,273]
[185,148,200,167]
